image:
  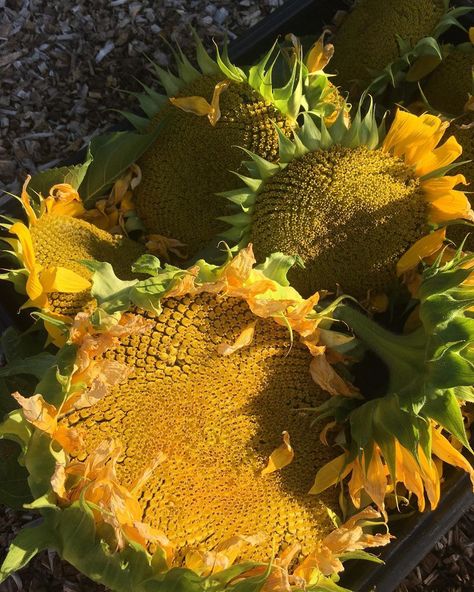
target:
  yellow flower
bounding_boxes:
[222,108,473,298]
[8,221,91,310]
[382,111,473,275]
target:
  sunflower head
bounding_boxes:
[117,34,345,257]
[422,40,474,116]
[310,248,474,513]
[330,0,471,96]
[0,177,145,336]
[220,107,472,298]
[0,247,390,591]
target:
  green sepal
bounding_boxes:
[116,109,151,133]
[0,521,56,584]
[191,28,220,75]
[255,252,302,287]
[423,389,472,451]
[338,550,384,565]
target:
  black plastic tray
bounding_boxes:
[1,2,473,591]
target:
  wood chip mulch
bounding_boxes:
[0,1,473,591]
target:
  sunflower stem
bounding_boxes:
[334,304,426,394]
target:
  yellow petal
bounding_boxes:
[432,428,474,487]
[9,222,36,273]
[418,446,441,510]
[306,32,334,72]
[470,27,474,44]
[363,447,388,514]
[170,95,213,117]
[11,392,57,434]
[396,443,426,512]
[309,453,350,494]
[40,266,91,293]
[26,263,46,304]
[209,80,231,126]
[44,183,85,218]
[261,431,294,475]
[294,545,344,581]
[51,463,67,499]
[186,533,265,576]
[383,110,446,166]
[217,322,256,356]
[309,354,358,396]
[53,424,84,454]
[396,228,446,276]
[417,135,463,178]
[21,175,38,225]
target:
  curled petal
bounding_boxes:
[217,322,256,356]
[309,355,358,397]
[261,431,294,476]
[12,392,57,434]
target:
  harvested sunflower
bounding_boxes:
[311,249,474,513]
[422,33,474,116]
[1,176,144,340]
[120,35,345,256]
[330,0,470,95]
[0,246,390,592]
[220,107,473,298]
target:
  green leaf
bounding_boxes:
[79,126,163,206]
[132,254,164,276]
[0,410,32,451]
[35,344,77,408]
[0,352,57,380]
[0,521,55,583]
[27,154,92,200]
[1,324,49,363]
[81,260,138,313]
[0,439,32,508]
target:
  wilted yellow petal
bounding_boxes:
[43,183,85,218]
[294,545,344,580]
[307,33,334,72]
[51,463,67,499]
[170,95,213,117]
[53,424,84,454]
[209,80,231,126]
[40,266,91,293]
[261,431,294,475]
[146,234,188,260]
[21,175,38,225]
[11,392,57,434]
[363,447,388,514]
[309,453,350,494]
[432,428,474,487]
[309,354,358,396]
[217,322,256,356]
